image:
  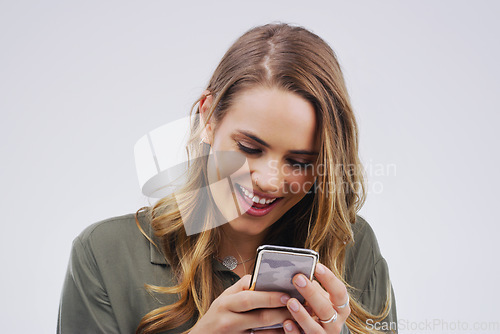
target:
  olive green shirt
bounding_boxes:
[57,212,397,333]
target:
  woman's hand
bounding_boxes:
[190,274,292,334]
[282,263,351,334]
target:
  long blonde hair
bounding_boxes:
[136,23,391,334]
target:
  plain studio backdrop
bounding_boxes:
[1,1,499,333]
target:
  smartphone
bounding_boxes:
[249,245,319,331]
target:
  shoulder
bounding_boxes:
[73,210,152,265]
[77,212,141,243]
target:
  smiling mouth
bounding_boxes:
[238,184,278,205]
[234,184,283,217]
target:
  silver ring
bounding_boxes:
[336,294,349,309]
[319,311,338,324]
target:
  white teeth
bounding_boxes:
[242,188,253,198]
[239,185,277,205]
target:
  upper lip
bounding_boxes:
[237,184,282,200]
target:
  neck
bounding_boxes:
[217,224,268,272]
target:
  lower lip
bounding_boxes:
[235,185,282,217]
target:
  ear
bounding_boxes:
[199,90,214,145]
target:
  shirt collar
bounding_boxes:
[136,209,169,266]
[149,234,169,265]
[138,209,247,272]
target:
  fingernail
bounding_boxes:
[294,274,307,288]
[284,322,293,332]
[289,299,300,312]
[281,294,290,305]
[316,263,325,274]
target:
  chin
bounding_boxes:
[227,216,273,236]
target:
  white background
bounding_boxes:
[1,1,499,333]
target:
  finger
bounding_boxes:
[221,274,252,296]
[225,290,291,312]
[314,263,350,315]
[286,298,324,333]
[310,280,338,321]
[292,273,336,327]
[311,280,330,300]
[303,302,315,316]
[282,320,301,334]
[243,307,292,330]
[258,328,288,334]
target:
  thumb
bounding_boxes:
[222,274,252,295]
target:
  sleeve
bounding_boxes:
[358,258,398,333]
[339,258,398,334]
[57,236,120,334]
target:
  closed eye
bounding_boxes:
[237,142,262,155]
[287,159,314,169]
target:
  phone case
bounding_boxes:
[248,245,319,331]
[249,245,319,303]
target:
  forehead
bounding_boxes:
[217,87,318,150]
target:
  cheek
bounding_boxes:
[286,174,316,196]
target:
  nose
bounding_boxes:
[251,159,284,193]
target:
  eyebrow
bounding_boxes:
[238,130,318,156]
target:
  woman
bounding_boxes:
[58,23,397,334]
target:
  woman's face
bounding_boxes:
[204,86,318,237]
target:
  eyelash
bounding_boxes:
[236,142,312,169]
[237,142,261,155]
